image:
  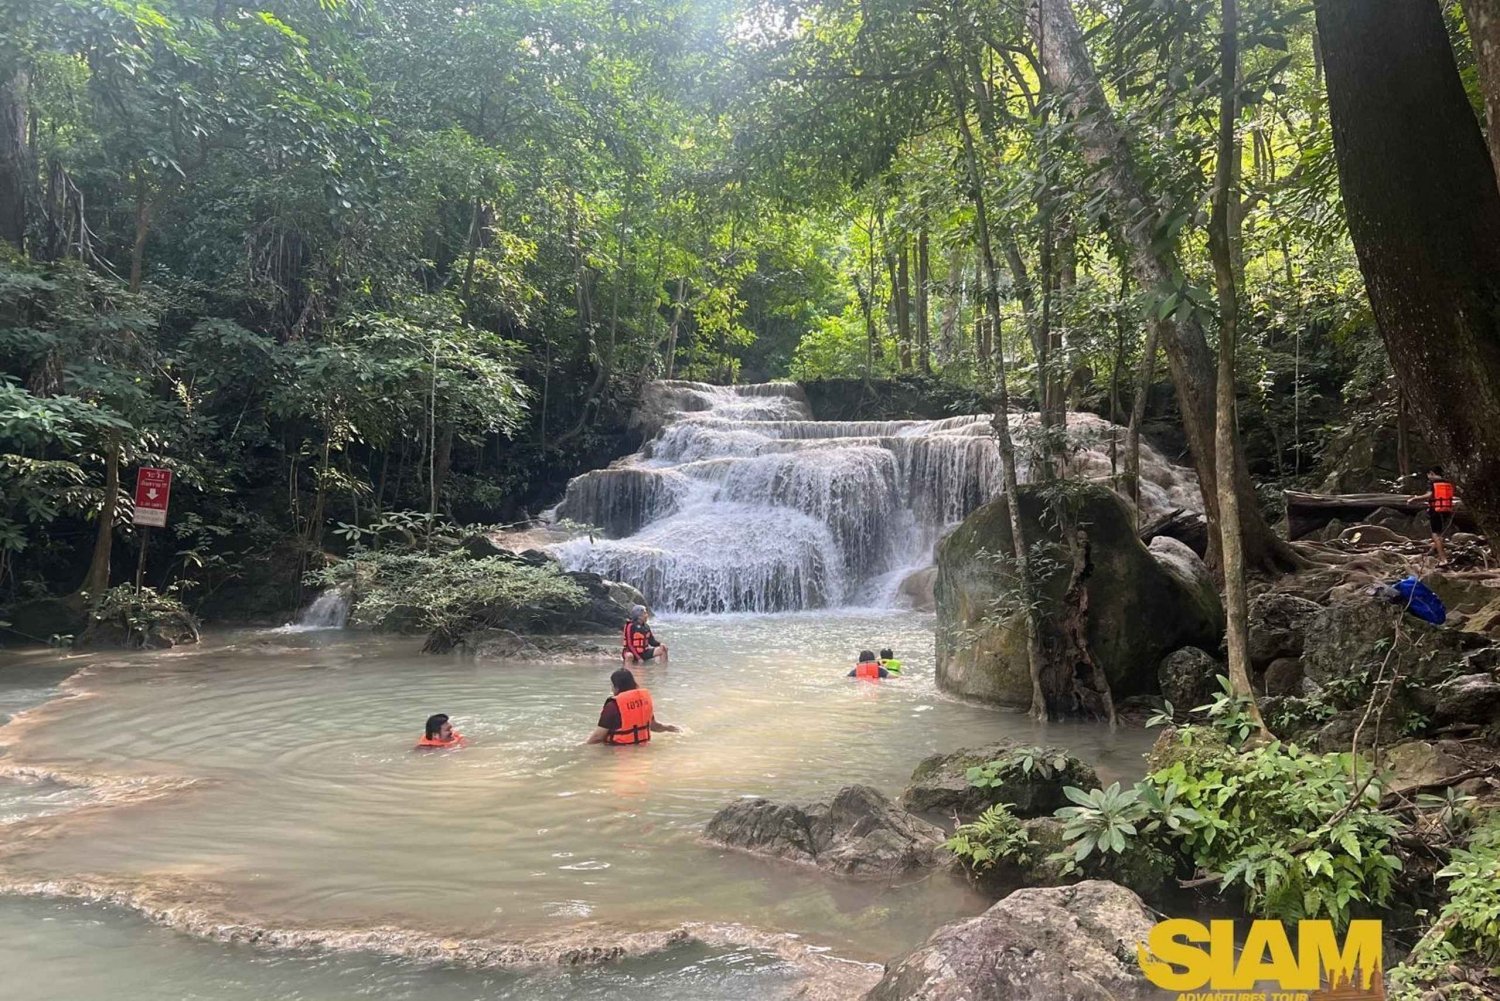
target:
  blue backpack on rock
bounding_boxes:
[1390,575,1447,625]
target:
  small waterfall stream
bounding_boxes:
[550,381,1200,613]
[284,590,351,630]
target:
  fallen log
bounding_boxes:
[1137,507,1209,556]
[1284,490,1479,540]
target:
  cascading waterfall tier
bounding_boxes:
[550,380,1200,613]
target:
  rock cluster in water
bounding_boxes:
[550,381,1201,614]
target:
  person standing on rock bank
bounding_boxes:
[622,604,668,664]
[1409,465,1459,565]
[587,667,679,745]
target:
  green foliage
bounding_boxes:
[84,584,198,649]
[1055,782,1151,860]
[307,549,585,637]
[966,746,1072,787]
[1150,738,1402,926]
[1434,814,1500,964]
[944,803,1032,872]
[1193,674,1260,746]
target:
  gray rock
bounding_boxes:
[865,881,1158,1001]
[1384,741,1470,798]
[449,628,608,660]
[1434,674,1500,726]
[704,785,949,878]
[902,742,1098,819]
[1301,601,1499,696]
[936,485,1223,708]
[1247,592,1323,666]
[1157,647,1221,711]
[1263,657,1305,697]
[1338,523,1409,547]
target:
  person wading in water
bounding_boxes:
[1408,465,1459,565]
[622,604,668,664]
[848,650,889,680]
[586,667,679,745]
[415,713,465,749]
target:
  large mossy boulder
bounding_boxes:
[935,484,1224,707]
[902,741,1098,819]
[865,881,1159,1001]
[703,784,949,878]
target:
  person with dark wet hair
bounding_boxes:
[587,667,679,745]
[848,649,889,680]
[415,713,465,749]
[878,647,903,675]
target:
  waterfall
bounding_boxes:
[550,380,1200,614]
[287,590,351,630]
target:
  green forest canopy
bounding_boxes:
[0,0,1490,612]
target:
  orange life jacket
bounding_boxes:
[415,732,464,748]
[1433,480,1455,513]
[606,688,654,745]
[623,621,652,657]
[854,661,882,679]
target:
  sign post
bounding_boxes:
[132,468,172,593]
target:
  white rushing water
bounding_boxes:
[550,381,1200,613]
[276,589,351,631]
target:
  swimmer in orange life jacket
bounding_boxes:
[848,649,890,680]
[415,713,466,749]
[586,667,679,745]
[622,605,668,664]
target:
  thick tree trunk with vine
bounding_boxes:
[1315,0,1500,548]
[1208,0,1269,736]
[952,69,1049,721]
[78,438,120,604]
[1050,529,1117,723]
[1031,0,1296,574]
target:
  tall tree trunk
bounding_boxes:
[79,439,120,603]
[0,66,27,250]
[951,68,1050,722]
[1316,0,1500,546]
[1030,0,1294,573]
[1396,385,1412,487]
[916,229,932,373]
[896,243,913,371]
[1463,0,1500,178]
[664,276,685,379]
[1208,0,1268,735]
[1125,319,1164,521]
[939,244,963,365]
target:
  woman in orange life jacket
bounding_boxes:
[1408,465,1460,565]
[622,604,668,664]
[848,649,890,680]
[415,713,466,749]
[586,667,680,745]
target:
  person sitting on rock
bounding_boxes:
[587,667,679,745]
[1408,465,1459,565]
[622,604,668,664]
[849,650,889,680]
[878,647,903,675]
[415,713,465,749]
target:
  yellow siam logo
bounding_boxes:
[1137,919,1384,1000]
